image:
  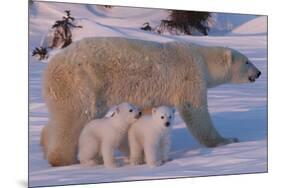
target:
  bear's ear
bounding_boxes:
[224,48,232,66]
[152,108,157,115]
[172,108,176,114]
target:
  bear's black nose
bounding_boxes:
[256,71,261,78]
[165,122,170,127]
[139,111,142,116]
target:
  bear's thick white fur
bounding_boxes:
[129,106,175,167]
[42,37,261,166]
[78,103,141,168]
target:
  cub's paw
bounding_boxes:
[130,159,142,166]
[147,160,163,168]
[104,162,118,169]
[122,157,130,164]
[80,160,98,166]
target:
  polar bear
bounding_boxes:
[104,106,131,157]
[129,106,175,167]
[78,103,142,168]
[42,37,261,166]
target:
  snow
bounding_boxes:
[230,16,267,35]
[208,13,258,35]
[29,1,267,187]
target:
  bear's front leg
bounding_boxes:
[144,142,162,167]
[128,133,144,165]
[179,104,238,147]
[101,142,118,168]
[159,135,171,163]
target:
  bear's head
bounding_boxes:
[151,106,176,129]
[111,102,142,125]
[204,47,261,88]
[227,49,261,84]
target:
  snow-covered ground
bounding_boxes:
[29,1,267,187]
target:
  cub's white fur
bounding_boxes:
[129,106,175,167]
[78,103,141,168]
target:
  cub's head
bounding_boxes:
[152,106,176,129]
[227,49,261,84]
[111,102,142,125]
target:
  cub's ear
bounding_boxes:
[110,112,116,117]
[152,108,157,115]
[110,107,119,117]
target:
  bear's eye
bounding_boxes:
[129,109,133,112]
[161,116,164,119]
[245,61,249,65]
[169,116,172,119]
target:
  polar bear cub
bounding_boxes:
[129,106,175,167]
[78,103,142,168]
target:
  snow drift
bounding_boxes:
[230,16,267,35]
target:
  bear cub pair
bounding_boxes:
[78,103,175,168]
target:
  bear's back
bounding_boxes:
[50,37,198,67]
[45,37,205,108]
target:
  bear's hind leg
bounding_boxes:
[46,115,86,166]
[40,125,49,158]
[78,137,99,166]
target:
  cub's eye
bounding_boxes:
[169,116,172,119]
[161,116,164,119]
[129,109,133,112]
[246,61,249,64]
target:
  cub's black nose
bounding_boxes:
[165,122,170,127]
[256,71,261,78]
[135,111,142,119]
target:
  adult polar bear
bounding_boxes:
[41,37,261,166]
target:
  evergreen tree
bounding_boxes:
[32,10,82,61]
[32,47,48,60]
[50,10,82,48]
[169,10,211,35]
